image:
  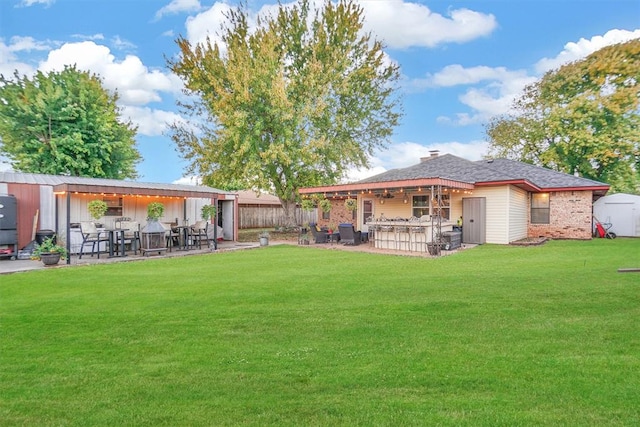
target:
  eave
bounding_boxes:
[299,178,475,196]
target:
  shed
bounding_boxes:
[593,193,640,237]
[0,172,239,256]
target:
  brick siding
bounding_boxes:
[528,191,593,240]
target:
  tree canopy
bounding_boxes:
[0,65,140,179]
[485,39,640,193]
[168,0,402,224]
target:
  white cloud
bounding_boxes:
[121,106,187,137]
[155,0,202,21]
[0,39,37,77]
[411,64,535,125]
[71,33,105,41]
[172,175,202,186]
[185,2,234,47]
[38,41,182,105]
[185,0,496,51]
[535,29,640,73]
[17,0,54,7]
[344,140,489,182]
[360,1,497,49]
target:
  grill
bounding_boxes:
[0,195,18,260]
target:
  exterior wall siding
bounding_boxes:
[528,190,593,239]
[508,186,528,242]
[472,186,510,244]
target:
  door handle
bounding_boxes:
[470,219,474,223]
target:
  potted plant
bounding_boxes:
[87,199,108,221]
[318,198,332,213]
[146,202,165,221]
[31,236,67,266]
[344,198,357,212]
[201,204,216,221]
[259,231,270,246]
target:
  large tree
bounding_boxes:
[0,65,140,179]
[168,0,402,225]
[486,39,640,193]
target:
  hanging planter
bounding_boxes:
[87,199,108,221]
[344,198,357,212]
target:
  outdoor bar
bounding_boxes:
[368,216,456,254]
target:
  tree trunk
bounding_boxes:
[280,199,298,228]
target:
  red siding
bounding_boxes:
[7,183,41,248]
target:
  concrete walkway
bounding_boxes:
[0,241,261,275]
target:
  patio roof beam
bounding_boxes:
[52,183,223,199]
[299,178,474,196]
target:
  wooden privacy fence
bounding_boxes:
[240,206,317,229]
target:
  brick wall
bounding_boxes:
[317,199,357,230]
[528,191,593,240]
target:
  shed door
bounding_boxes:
[462,197,486,244]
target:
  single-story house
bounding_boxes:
[0,171,238,256]
[299,152,610,245]
[593,193,640,237]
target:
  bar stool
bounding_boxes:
[394,225,409,251]
[376,225,391,249]
[409,226,425,252]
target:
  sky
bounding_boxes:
[1,0,639,185]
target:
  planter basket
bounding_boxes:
[40,252,61,266]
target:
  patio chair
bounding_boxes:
[338,223,361,245]
[79,221,109,259]
[116,220,141,255]
[309,222,329,243]
[190,220,210,249]
[161,222,181,252]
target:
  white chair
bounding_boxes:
[79,221,109,259]
[116,220,141,255]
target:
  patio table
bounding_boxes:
[104,228,128,258]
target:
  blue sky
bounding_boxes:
[1,0,639,185]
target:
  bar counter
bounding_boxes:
[368,219,454,252]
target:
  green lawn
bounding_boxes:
[1,239,639,426]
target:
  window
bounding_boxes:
[433,194,450,220]
[531,193,550,224]
[103,196,123,217]
[322,210,330,220]
[412,195,429,217]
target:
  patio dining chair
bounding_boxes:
[190,220,210,249]
[79,221,109,259]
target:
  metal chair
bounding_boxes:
[79,221,109,259]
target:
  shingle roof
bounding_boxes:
[474,158,608,189]
[356,154,609,190]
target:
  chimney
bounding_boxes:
[420,150,440,162]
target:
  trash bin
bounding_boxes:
[36,229,56,245]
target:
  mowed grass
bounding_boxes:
[1,239,639,426]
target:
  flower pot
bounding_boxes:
[259,237,269,246]
[40,252,61,266]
